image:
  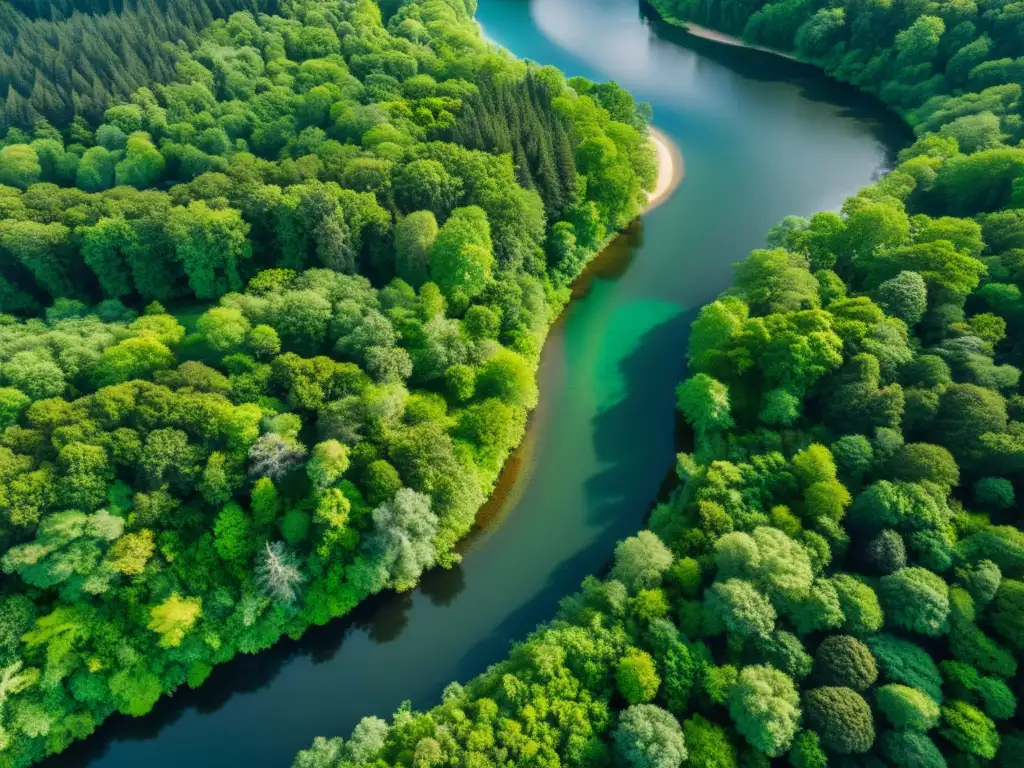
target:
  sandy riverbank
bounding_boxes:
[682,20,799,61]
[645,125,684,211]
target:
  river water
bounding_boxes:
[50,1,908,765]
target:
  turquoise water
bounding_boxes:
[50,1,908,765]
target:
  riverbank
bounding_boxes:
[645,125,683,211]
[680,20,799,61]
[641,0,798,61]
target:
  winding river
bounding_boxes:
[50,1,909,765]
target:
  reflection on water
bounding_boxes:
[572,221,645,297]
[48,1,908,766]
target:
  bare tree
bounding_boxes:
[247,433,308,480]
[256,541,305,605]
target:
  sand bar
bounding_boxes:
[645,125,684,211]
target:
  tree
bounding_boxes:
[109,667,162,717]
[728,665,800,757]
[395,211,438,287]
[867,634,944,702]
[939,112,1005,153]
[676,374,734,442]
[875,271,927,325]
[876,683,941,730]
[364,460,401,506]
[974,477,1015,510]
[732,248,818,314]
[257,541,304,605]
[247,325,281,360]
[888,443,960,488]
[752,630,813,680]
[682,715,736,768]
[879,567,950,636]
[832,575,884,635]
[197,307,251,353]
[992,579,1024,652]
[959,559,1002,607]
[866,530,907,574]
[814,635,877,691]
[91,336,175,387]
[618,649,661,704]
[105,530,155,576]
[704,579,776,639]
[429,206,493,303]
[611,531,673,593]
[355,488,438,593]
[613,704,687,768]
[788,731,827,768]
[214,502,251,562]
[394,160,462,217]
[248,433,308,480]
[147,594,202,648]
[879,730,945,768]
[869,241,984,303]
[474,348,537,408]
[76,146,117,191]
[803,687,875,755]
[307,440,350,493]
[167,201,251,299]
[940,700,999,759]
[3,350,65,400]
[115,132,164,188]
[0,387,30,429]
[0,144,40,189]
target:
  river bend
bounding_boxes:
[50,1,908,765]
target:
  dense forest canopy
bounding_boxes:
[0,0,282,129]
[0,0,655,764]
[287,1,1024,768]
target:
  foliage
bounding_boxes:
[0,0,659,762]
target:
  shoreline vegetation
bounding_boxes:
[293,0,1024,766]
[678,20,798,62]
[0,0,660,764]
[648,9,798,62]
[471,123,677,538]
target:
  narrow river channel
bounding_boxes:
[50,1,909,765]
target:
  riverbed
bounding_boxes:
[48,1,908,765]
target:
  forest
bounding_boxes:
[285,0,1024,767]
[0,0,655,764]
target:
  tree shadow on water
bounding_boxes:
[436,309,694,691]
[583,310,690,528]
[636,1,913,156]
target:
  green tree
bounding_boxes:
[613,704,687,768]
[147,594,201,648]
[617,649,661,704]
[814,635,878,691]
[610,531,673,593]
[879,566,951,636]
[728,665,800,757]
[115,132,164,188]
[213,502,251,563]
[395,211,438,287]
[803,687,875,755]
[429,206,493,303]
[0,144,40,189]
